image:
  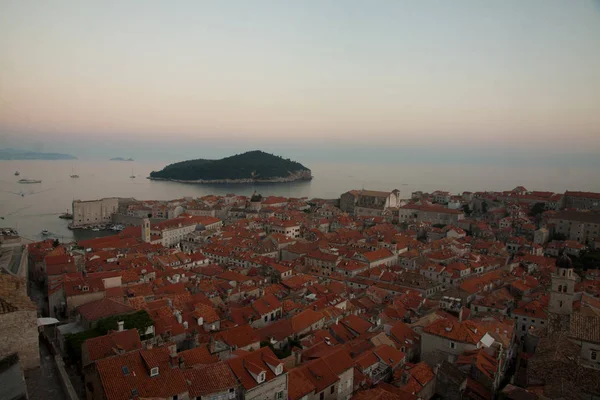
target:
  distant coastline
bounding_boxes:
[0,148,77,160]
[110,157,134,161]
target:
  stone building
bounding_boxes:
[547,210,600,245]
[72,197,119,228]
[0,273,40,370]
[227,346,288,400]
[339,190,360,214]
[355,190,401,217]
[524,254,600,398]
[562,191,600,210]
[548,253,577,320]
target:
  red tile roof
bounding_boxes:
[227,347,285,391]
[77,297,136,322]
[340,314,372,335]
[183,362,237,398]
[423,318,485,344]
[178,345,218,367]
[288,367,316,400]
[291,309,324,333]
[252,293,282,315]
[95,348,188,400]
[362,248,394,262]
[84,330,142,363]
[216,324,259,349]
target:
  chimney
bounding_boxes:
[118,321,124,331]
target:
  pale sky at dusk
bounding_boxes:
[0,0,599,162]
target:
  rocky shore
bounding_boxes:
[147,169,313,184]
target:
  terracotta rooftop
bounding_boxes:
[183,361,237,398]
[84,329,142,363]
[77,297,136,322]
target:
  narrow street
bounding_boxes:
[24,340,67,400]
[25,281,67,400]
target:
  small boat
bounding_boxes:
[70,166,79,178]
[59,211,73,220]
[92,227,100,232]
[14,171,20,176]
[70,174,79,178]
[18,178,42,184]
[130,168,135,179]
[41,229,49,236]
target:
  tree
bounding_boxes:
[530,202,546,217]
[462,204,472,216]
[52,239,60,247]
[482,201,488,214]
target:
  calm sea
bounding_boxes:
[1,159,598,241]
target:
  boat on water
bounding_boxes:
[59,210,73,220]
[70,166,79,178]
[14,171,20,176]
[91,227,100,232]
[18,178,42,184]
[130,168,135,179]
[41,229,49,236]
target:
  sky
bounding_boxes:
[0,0,599,164]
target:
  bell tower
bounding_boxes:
[142,218,151,243]
[548,253,576,315]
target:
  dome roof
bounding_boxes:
[556,253,573,270]
[250,192,262,202]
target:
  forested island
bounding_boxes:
[110,157,134,161]
[0,148,77,160]
[148,150,312,183]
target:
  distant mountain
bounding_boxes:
[149,150,312,183]
[0,148,77,160]
[110,157,134,161]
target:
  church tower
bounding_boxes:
[141,218,151,243]
[549,253,576,315]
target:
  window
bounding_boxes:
[592,350,598,361]
[150,367,159,377]
[257,371,265,383]
[331,386,335,394]
[122,366,129,376]
[320,393,325,400]
[449,341,456,349]
[276,391,284,400]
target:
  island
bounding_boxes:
[0,148,77,160]
[110,157,134,161]
[148,150,312,183]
